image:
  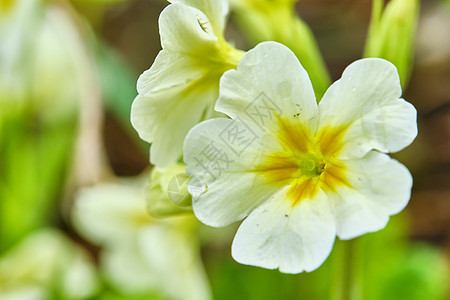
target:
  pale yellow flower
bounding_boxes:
[72,177,211,300]
[131,0,244,167]
[183,42,417,273]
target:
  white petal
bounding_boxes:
[184,118,284,226]
[231,188,336,273]
[132,80,217,167]
[72,181,150,246]
[318,58,417,158]
[137,50,208,95]
[192,171,281,227]
[217,41,318,133]
[61,248,100,299]
[159,3,218,54]
[101,244,159,294]
[139,221,211,300]
[168,0,228,34]
[327,151,413,240]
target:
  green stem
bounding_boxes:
[231,4,331,100]
[332,239,362,300]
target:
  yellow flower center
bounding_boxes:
[298,154,326,178]
[254,117,351,206]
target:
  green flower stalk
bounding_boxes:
[364,0,420,88]
[230,0,331,99]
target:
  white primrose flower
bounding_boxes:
[72,177,211,300]
[183,42,417,273]
[0,229,99,300]
[131,0,244,168]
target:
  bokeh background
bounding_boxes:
[1,0,449,299]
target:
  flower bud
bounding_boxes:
[146,163,193,218]
[364,0,420,88]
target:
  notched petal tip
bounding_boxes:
[216,41,317,124]
[194,10,215,35]
[230,195,336,274]
[159,3,218,53]
[317,55,417,158]
[167,0,229,33]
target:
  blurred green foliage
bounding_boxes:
[95,41,137,131]
[1,0,449,299]
[0,0,83,252]
[0,109,76,251]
